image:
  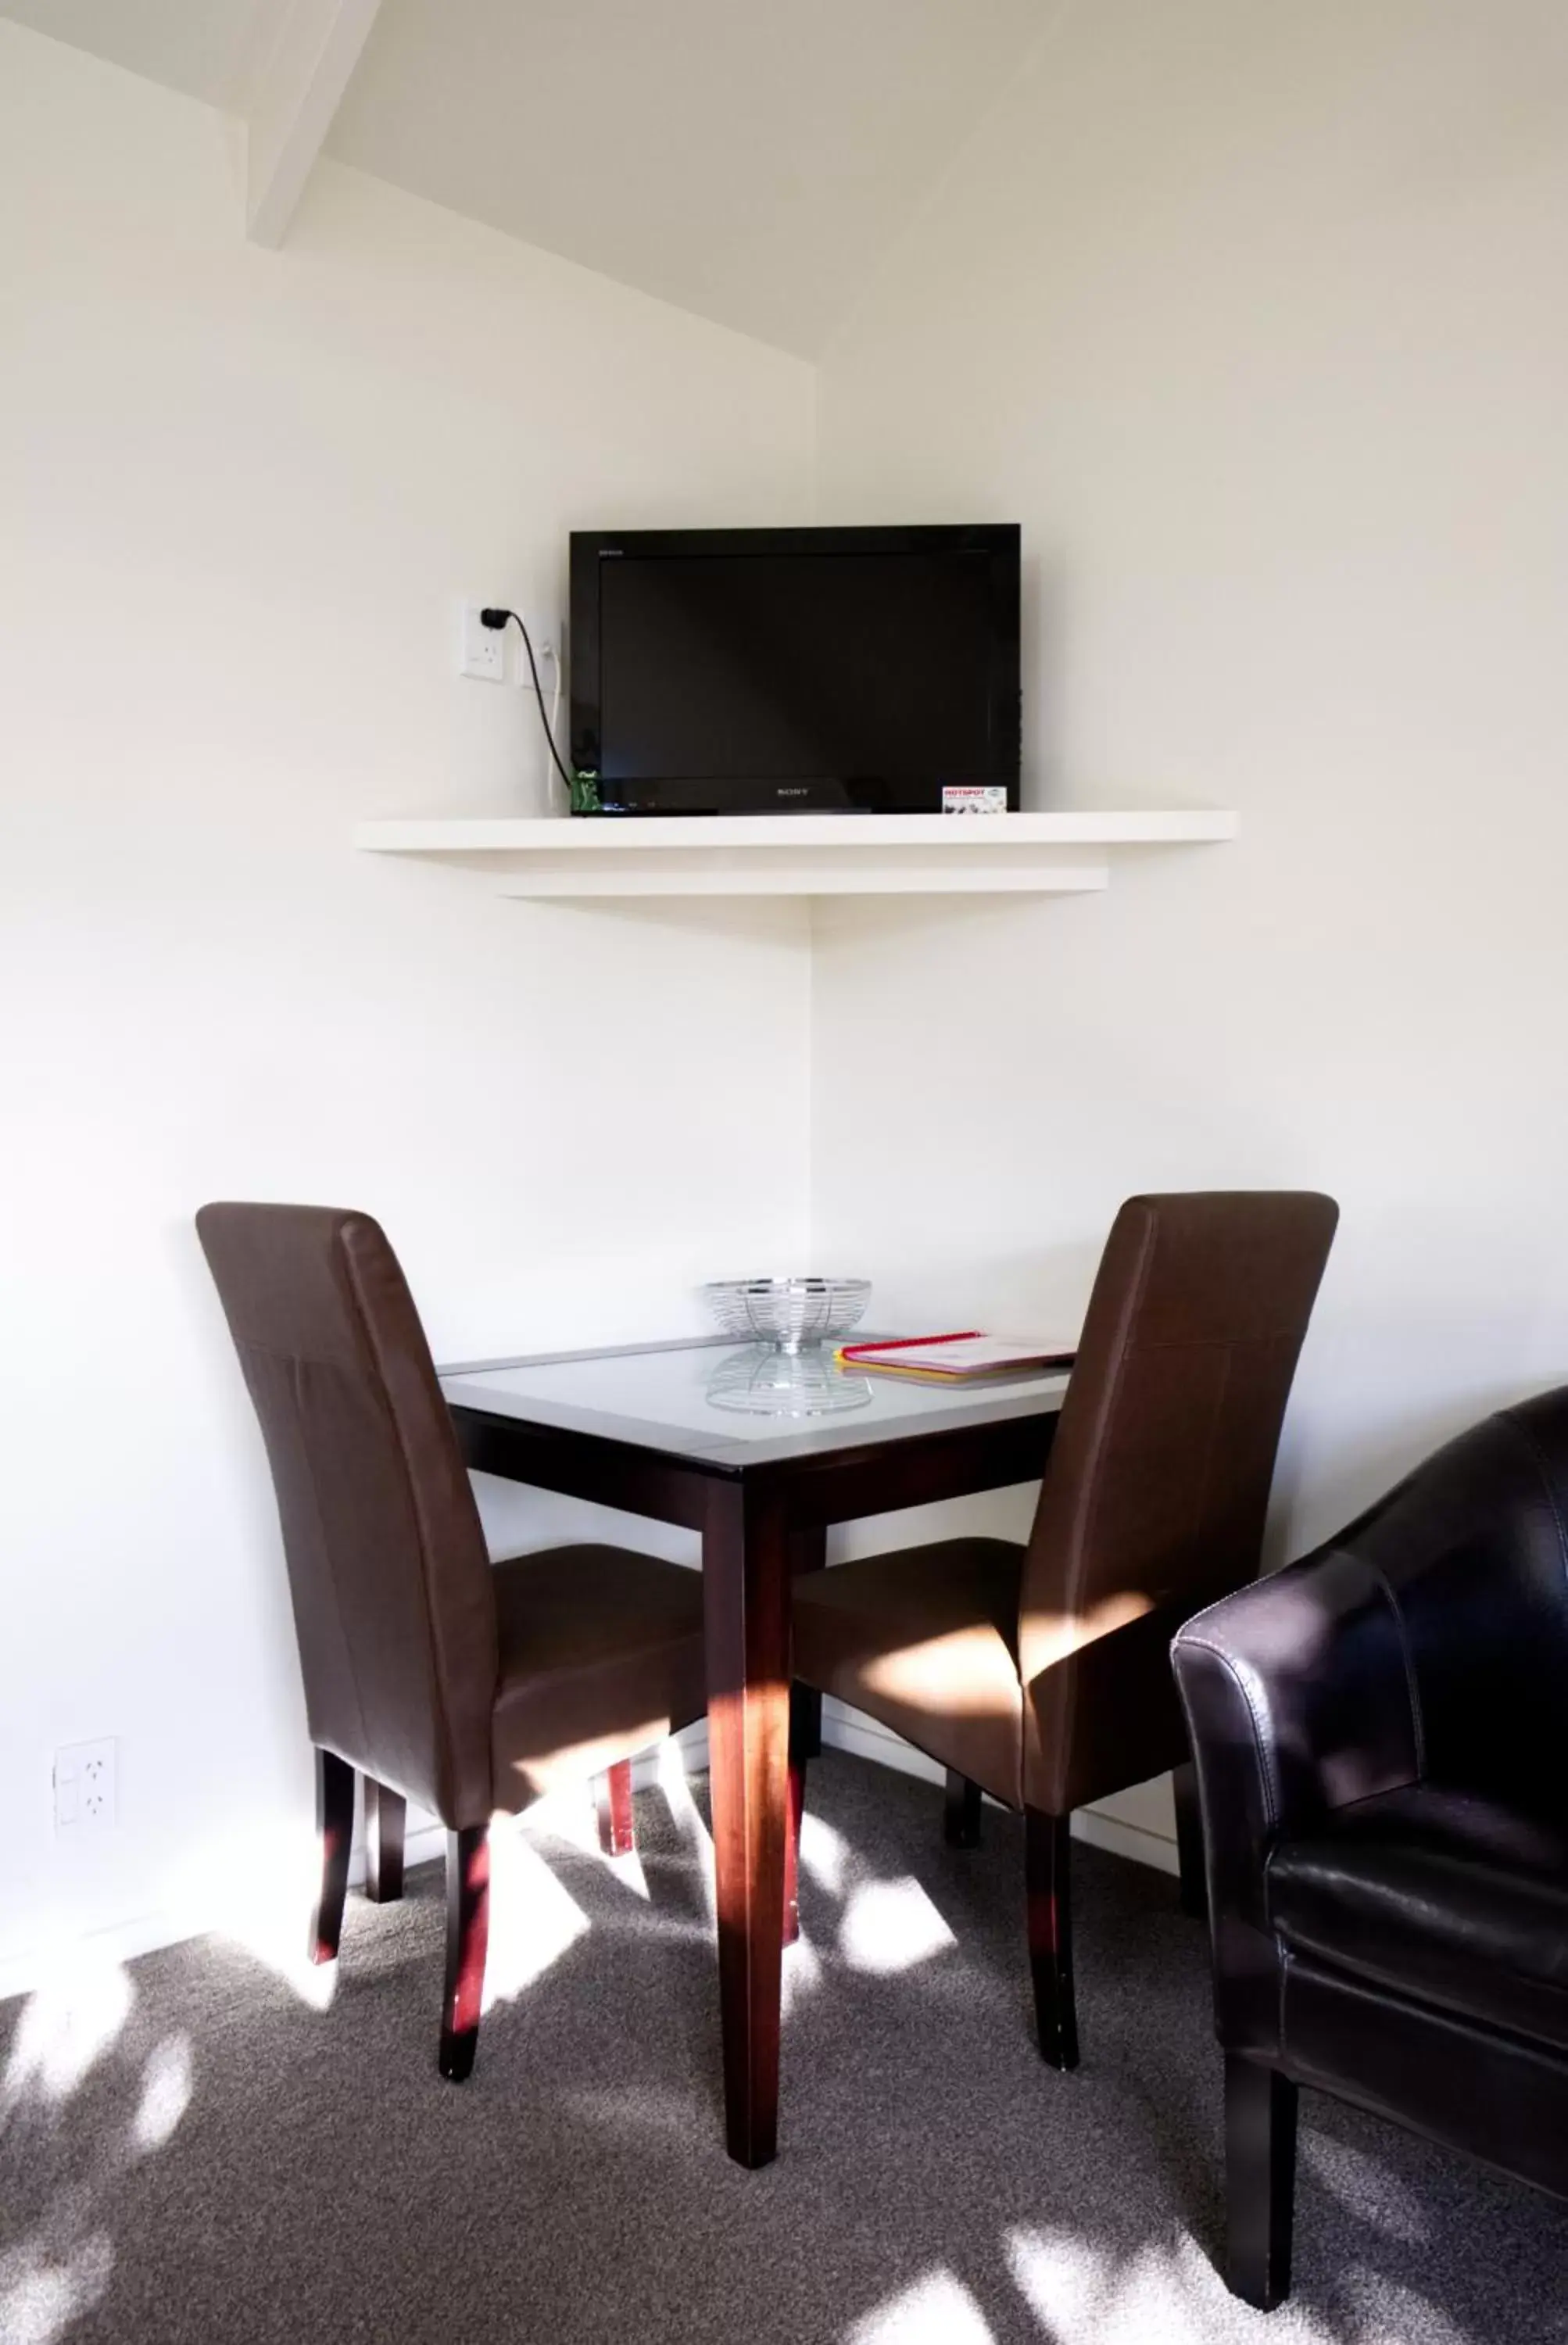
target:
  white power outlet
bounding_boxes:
[55,1738,116,1834]
[457,600,507,682]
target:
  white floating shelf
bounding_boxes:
[354,811,1237,901]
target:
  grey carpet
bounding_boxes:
[2,1752,1565,2345]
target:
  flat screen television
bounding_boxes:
[568,524,1020,814]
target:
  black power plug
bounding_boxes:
[477,607,576,799]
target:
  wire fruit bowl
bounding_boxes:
[702,1276,872,1354]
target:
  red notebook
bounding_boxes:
[837,1331,1077,1381]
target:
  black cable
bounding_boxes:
[479,607,577,797]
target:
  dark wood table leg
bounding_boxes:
[782,1532,824,1953]
[788,1527,826,1762]
[782,1757,804,1946]
[703,1478,792,2168]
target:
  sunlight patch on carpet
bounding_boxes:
[1004,2226,1337,2343]
[781,1929,823,2020]
[0,2229,113,2345]
[213,1820,338,2010]
[799,1810,850,1896]
[844,2269,997,2343]
[527,1786,651,1899]
[1,1960,133,2108]
[485,1833,592,2003]
[839,1878,957,1975]
[130,2034,192,2156]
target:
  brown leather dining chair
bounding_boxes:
[789,1190,1339,2068]
[197,1202,706,2082]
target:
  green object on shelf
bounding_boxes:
[570,770,602,816]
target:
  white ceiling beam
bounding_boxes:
[245,0,385,249]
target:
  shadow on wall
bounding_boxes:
[2,1754,1564,2345]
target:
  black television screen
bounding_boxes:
[569,524,1020,814]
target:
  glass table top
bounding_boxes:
[439,1335,1071,1466]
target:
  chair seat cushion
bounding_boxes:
[1267,1785,1568,2051]
[490,1545,706,1810]
[791,1538,1026,1806]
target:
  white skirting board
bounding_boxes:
[0,1723,713,2007]
[0,1713,1176,2003]
[817,1701,1181,1877]
[392,1719,711,1880]
[393,1708,1180,1880]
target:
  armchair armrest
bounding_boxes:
[1172,1545,1423,2053]
[1173,1392,1568,2054]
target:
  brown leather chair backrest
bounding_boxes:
[197,1204,499,1829]
[1019,1190,1338,1813]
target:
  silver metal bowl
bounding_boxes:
[701,1276,872,1354]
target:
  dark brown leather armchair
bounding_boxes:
[1173,1386,1568,2310]
[197,1204,705,2081]
[791,1190,1338,2066]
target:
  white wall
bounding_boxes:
[11,0,1568,1984]
[812,0,1568,1840]
[0,21,815,1989]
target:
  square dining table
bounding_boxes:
[439,1333,1069,2168]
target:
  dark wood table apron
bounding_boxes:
[449,1357,1061,2169]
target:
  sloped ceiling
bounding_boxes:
[2,0,1049,356]
[1,0,274,107]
